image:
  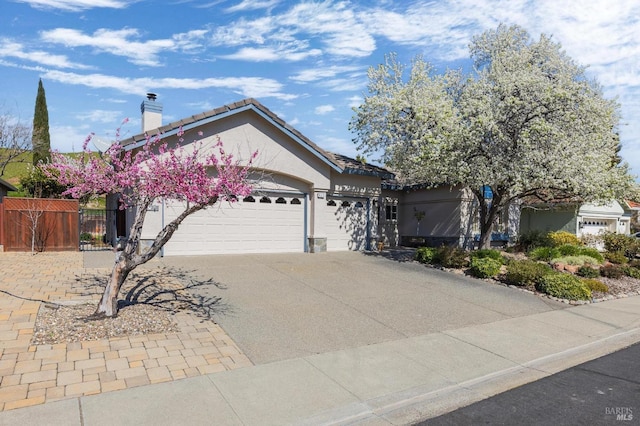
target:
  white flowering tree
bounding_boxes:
[351,24,638,249]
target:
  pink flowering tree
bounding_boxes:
[45,122,256,318]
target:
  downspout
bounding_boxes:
[304,193,309,253]
[366,198,371,251]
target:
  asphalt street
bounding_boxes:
[419,342,640,425]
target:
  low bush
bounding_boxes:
[576,265,600,278]
[415,247,438,264]
[623,265,640,279]
[551,255,603,267]
[517,230,550,251]
[470,249,504,263]
[600,264,625,279]
[557,244,582,256]
[469,257,502,279]
[603,233,640,259]
[581,278,609,293]
[605,251,628,265]
[504,260,552,287]
[576,247,604,263]
[434,245,468,269]
[536,273,592,301]
[548,231,581,247]
[528,246,560,262]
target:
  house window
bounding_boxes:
[291,198,301,205]
[275,197,286,204]
[385,204,397,221]
[355,201,364,208]
[327,200,336,206]
[341,201,350,207]
[243,196,255,202]
[259,196,271,203]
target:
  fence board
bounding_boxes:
[1,198,79,252]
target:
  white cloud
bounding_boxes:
[75,109,124,123]
[290,65,361,83]
[50,124,92,152]
[225,0,281,13]
[40,27,208,67]
[221,44,322,62]
[16,0,128,11]
[315,105,334,115]
[0,38,90,69]
[42,69,298,100]
[347,95,362,108]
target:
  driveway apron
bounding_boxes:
[151,251,566,365]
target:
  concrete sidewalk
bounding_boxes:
[1,294,639,425]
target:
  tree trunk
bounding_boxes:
[94,255,130,318]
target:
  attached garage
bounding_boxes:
[159,192,306,256]
[323,197,368,251]
[123,98,394,256]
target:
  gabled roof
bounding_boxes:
[0,177,18,192]
[121,98,394,179]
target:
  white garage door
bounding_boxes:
[323,197,368,251]
[162,193,305,255]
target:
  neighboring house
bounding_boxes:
[114,97,394,256]
[0,178,17,202]
[380,183,519,249]
[519,200,638,241]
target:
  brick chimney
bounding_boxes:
[141,93,162,133]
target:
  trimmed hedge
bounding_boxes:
[536,273,592,301]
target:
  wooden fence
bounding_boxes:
[0,198,79,252]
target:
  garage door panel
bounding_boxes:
[324,198,368,251]
[160,194,304,255]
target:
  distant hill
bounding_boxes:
[0,150,33,186]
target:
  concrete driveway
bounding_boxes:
[131,250,568,365]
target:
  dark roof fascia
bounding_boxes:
[342,167,395,180]
[0,177,18,191]
[121,99,343,173]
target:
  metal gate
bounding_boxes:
[79,209,117,251]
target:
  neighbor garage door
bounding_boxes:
[162,193,305,255]
[323,197,368,251]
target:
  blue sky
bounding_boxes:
[1,0,639,179]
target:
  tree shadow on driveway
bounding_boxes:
[73,266,233,321]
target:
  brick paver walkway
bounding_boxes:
[0,252,251,412]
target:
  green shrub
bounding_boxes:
[537,273,592,300]
[470,249,504,263]
[600,264,625,279]
[504,260,553,287]
[577,265,600,278]
[629,259,640,268]
[550,255,603,267]
[80,232,93,242]
[576,247,604,263]
[434,246,468,268]
[581,278,609,293]
[469,257,502,279]
[623,266,640,279]
[528,246,560,262]
[603,233,640,259]
[415,247,438,264]
[605,251,628,265]
[548,231,581,247]
[517,230,550,251]
[557,244,581,256]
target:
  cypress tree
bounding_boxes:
[32,78,51,166]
